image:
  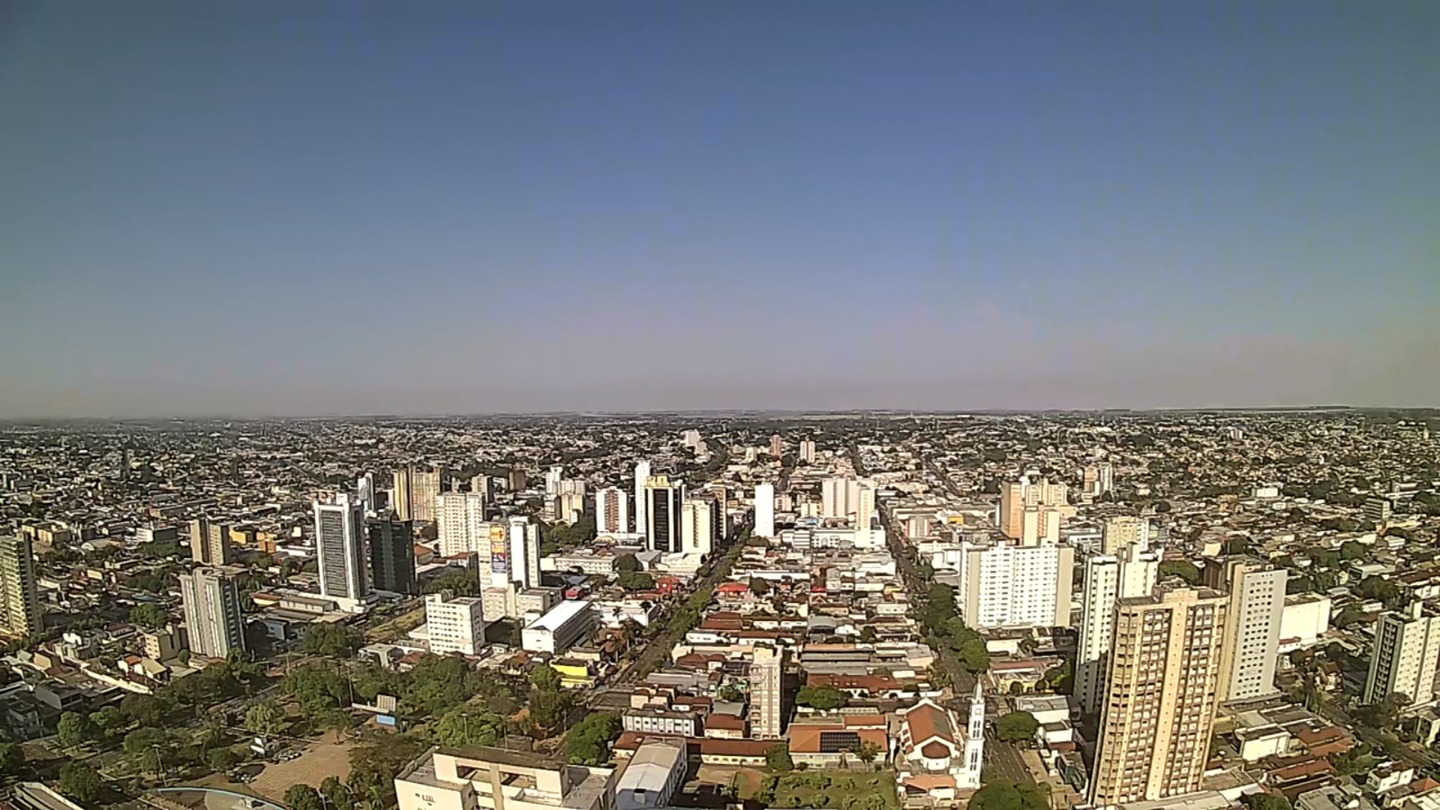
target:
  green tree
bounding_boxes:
[207,746,242,772]
[129,602,169,629]
[796,686,849,710]
[321,776,356,810]
[996,711,1040,742]
[246,701,284,737]
[301,623,366,657]
[970,779,1049,810]
[958,638,990,673]
[1158,560,1201,585]
[123,727,175,776]
[856,741,882,765]
[1244,794,1293,810]
[58,762,103,804]
[564,713,622,765]
[615,554,642,573]
[57,711,93,750]
[529,688,571,731]
[749,577,771,596]
[423,570,483,597]
[285,784,325,810]
[1340,541,1369,561]
[0,743,23,778]
[531,664,562,693]
[617,571,656,591]
[436,706,506,747]
[766,742,794,772]
[924,584,958,632]
[1356,576,1401,606]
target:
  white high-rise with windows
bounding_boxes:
[680,498,716,557]
[1364,601,1440,706]
[180,567,246,659]
[1207,559,1287,702]
[314,492,372,611]
[425,591,487,656]
[821,477,862,519]
[633,461,652,535]
[955,540,1074,629]
[754,483,775,538]
[508,516,541,590]
[437,491,489,558]
[1076,541,1160,716]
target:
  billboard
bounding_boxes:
[489,524,509,575]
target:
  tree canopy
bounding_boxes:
[1158,560,1201,585]
[996,711,1040,742]
[300,623,366,657]
[564,713,621,765]
[796,685,848,710]
[969,779,1049,810]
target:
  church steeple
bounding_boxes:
[961,680,986,789]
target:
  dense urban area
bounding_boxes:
[0,410,1438,810]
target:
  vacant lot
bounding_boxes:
[250,733,354,801]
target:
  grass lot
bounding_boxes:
[749,772,898,810]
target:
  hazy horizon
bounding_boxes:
[3,1,1437,419]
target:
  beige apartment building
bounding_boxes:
[395,746,614,810]
[1090,587,1228,807]
[998,475,1070,545]
[0,534,41,637]
[749,644,785,738]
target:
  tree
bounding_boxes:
[970,779,1048,810]
[531,664,562,693]
[996,711,1040,742]
[958,638,990,673]
[1158,560,1201,585]
[246,701,284,737]
[129,602,169,629]
[58,762,102,804]
[436,707,505,747]
[207,746,242,772]
[766,742,794,772]
[1244,794,1293,810]
[1334,605,1369,629]
[0,743,23,777]
[1340,541,1370,561]
[321,776,356,810]
[564,713,621,765]
[1356,576,1401,606]
[423,570,483,597]
[856,741,882,765]
[615,554,642,573]
[617,571,656,591]
[529,688,571,731]
[121,693,171,727]
[924,584,957,632]
[285,784,325,810]
[749,577,772,596]
[796,686,849,710]
[57,711,93,750]
[123,727,174,776]
[301,623,366,657]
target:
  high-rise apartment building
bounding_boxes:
[633,461,652,536]
[680,497,717,557]
[0,535,41,637]
[1089,587,1228,807]
[1098,462,1115,496]
[392,468,414,522]
[1365,601,1440,706]
[1206,559,1286,703]
[507,516,541,590]
[750,644,785,738]
[798,440,816,464]
[1076,542,1160,716]
[425,591,488,656]
[645,476,684,553]
[314,492,371,609]
[955,540,1074,629]
[821,477,862,519]
[189,517,233,566]
[596,486,629,535]
[769,434,783,457]
[856,484,876,532]
[1101,516,1151,555]
[411,467,444,524]
[999,475,1069,545]
[754,484,775,539]
[544,465,565,497]
[179,567,245,659]
[437,491,490,558]
[368,514,416,595]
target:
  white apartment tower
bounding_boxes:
[425,591,488,656]
[633,461,652,535]
[1102,516,1151,555]
[596,486,629,535]
[507,516,541,590]
[314,492,372,609]
[437,491,490,558]
[798,440,816,464]
[821,477,862,519]
[754,483,776,538]
[1365,601,1440,707]
[999,474,1069,545]
[956,540,1074,629]
[1207,559,1287,702]
[680,498,717,557]
[1076,542,1161,716]
[179,567,246,659]
[750,644,784,738]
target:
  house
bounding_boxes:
[787,713,888,768]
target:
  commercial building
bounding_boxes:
[394,746,615,810]
[955,540,1074,629]
[189,517,233,565]
[1206,559,1286,703]
[1365,601,1440,707]
[644,476,684,553]
[680,497,717,557]
[369,514,417,595]
[437,492,491,558]
[1089,587,1228,807]
[749,644,785,738]
[1076,541,1160,716]
[596,487,629,535]
[754,484,775,539]
[314,492,372,610]
[615,740,686,810]
[522,600,596,655]
[0,534,41,637]
[179,567,245,659]
[395,466,444,524]
[425,591,488,656]
[633,461,651,536]
[392,468,414,522]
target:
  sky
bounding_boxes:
[1,0,1437,417]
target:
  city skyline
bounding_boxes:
[3,1,1437,418]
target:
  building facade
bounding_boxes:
[644,476,684,553]
[314,492,372,609]
[1207,558,1286,703]
[425,591,488,656]
[179,567,245,659]
[1076,542,1160,716]
[680,497,717,557]
[596,487,629,535]
[754,483,775,539]
[956,541,1074,629]
[368,514,417,595]
[1365,601,1440,707]
[0,534,41,637]
[749,644,785,738]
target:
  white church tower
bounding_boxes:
[961,680,985,789]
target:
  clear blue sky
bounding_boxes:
[2,0,1437,416]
